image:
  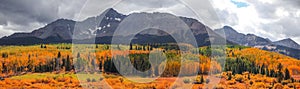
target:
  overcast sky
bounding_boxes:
[0,0,299,43]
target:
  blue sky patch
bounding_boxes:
[230,0,249,8]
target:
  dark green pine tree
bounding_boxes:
[277,63,283,71]
[248,74,251,80]
[200,75,204,84]
[66,55,72,71]
[57,52,61,58]
[276,71,284,82]
[147,43,150,51]
[255,66,260,74]
[227,73,232,80]
[270,69,275,77]
[284,68,291,80]
[62,58,66,69]
[130,44,133,50]
[77,52,80,58]
[117,44,120,50]
[260,64,265,75]
[265,68,269,76]
[142,45,146,51]
[135,45,138,50]
[150,44,153,50]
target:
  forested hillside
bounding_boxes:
[0,44,300,88]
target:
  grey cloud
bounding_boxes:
[75,0,119,21]
[0,0,59,25]
[0,0,86,32]
[4,0,299,44]
[179,0,223,28]
[281,0,300,8]
[211,0,300,42]
[216,9,239,26]
[262,16,300,38]
[253,3,278,19]
[247,0,300,19]
[120,0,179,8]
[247,0,300,40]
[58,0,86,20]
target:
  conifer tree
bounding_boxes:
[284,68,290,80]
[66,55,72,71]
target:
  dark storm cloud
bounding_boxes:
[0,0,59,26]
[0,0,85,32]
[0,0,218,33]
[4,0,299,43]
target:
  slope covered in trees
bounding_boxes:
[1,44,300,88]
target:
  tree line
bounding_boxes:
[225,57,292,82]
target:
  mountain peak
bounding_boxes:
[277,38,297,43]
[223,26,238,33]
[223,25,233,29]
[283,38,293,41]
[103,8,123,17]
[51,19,75,24]
[105,8,118,13]
[273,38,300,49]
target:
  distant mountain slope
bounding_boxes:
[215,26,300,59]
[215,26,272,46]
[273,38,300,49]
[4,19,76,40]
[0,8,229,47]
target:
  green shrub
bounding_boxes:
[99,77,104,81]
[86,78,91,82]
[183,78,191,84]
[206,79,210,84]
[92,78,96,82]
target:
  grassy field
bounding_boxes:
[10,72,104,82]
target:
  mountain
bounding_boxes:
[215,26,300,59]
[215,26,272,46]
[7,19,75,40]
[0,8,228,47]
[0,19,76,45]
[273,38,300,49]
[1,8,299,59]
